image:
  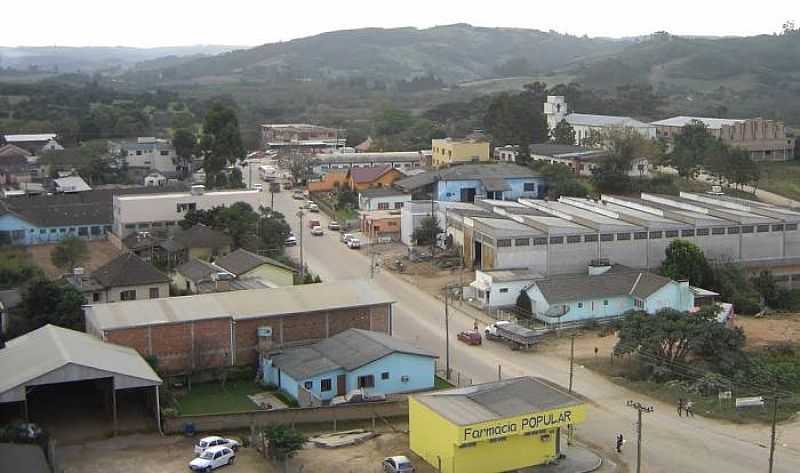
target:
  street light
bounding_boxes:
[296,210,305,282]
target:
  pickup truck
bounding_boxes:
[484,321,541,351]
[330,389,387,406]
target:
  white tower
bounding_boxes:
[544,96,568,132]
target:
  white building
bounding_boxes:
[358,188,412,211]
[112,187,263,238]
[544,96,656,146]
[529,143,649,177]
[3,134,63,154]
[312,151,424,175]
[109,137,178,174]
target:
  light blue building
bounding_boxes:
[526,265,695,324]
[0,195,112,245]
[395,163,546,203]
[263,328,437,403]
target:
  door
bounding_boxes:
[460,187,476,203]
[336,375,347,396]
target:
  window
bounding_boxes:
[499,288,509,294]
[92,292,100,302]
[11,230,25,241]
[388,221,398,227]
[696,228,709,236]
[515,238,530,246]
[78,227,89,236]
[757,225,770,233]
[787,224,798,231]
[577,302,583,309]
[304,381,313,390]
[136,150,142,156]
[120,290,136,301]
[497,239,512,247]
[523,183,536,192]
[39,229,46,234]
[381,372,390,380]
[377,202,389,210]
[321,379,332,392]
[665,230,679,238]
[712,227,725,235]
[91,226,101,235]
[742,226,754,234]
[50,228,57,233]
[149,287,160,299]
[59,228,66,233]
[603,300,609,306]
[681,229,695,237]
[160,150,169,156]
[533,237,547,245]
[616,233,631,241]
[357,375,375,388]
[649,231,662,239]
[125,224,136,229]
[634,299,644,309]
[152,222,163,228]
[634,232,648,240]
[600,233,613,242]
[566,235,581,243]
[773,224,785,232]
[549,236,564,244]
[728,226,740,234]
[584,234,598,242]
[394,202,403,209]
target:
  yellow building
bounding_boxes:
[431,138,490,167]
[409,377,586,473]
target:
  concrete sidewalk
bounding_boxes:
[522,443,606,473]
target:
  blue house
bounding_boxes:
[263,328,437,403]
[0,193,113,245]
[526,265,695,324]
[395,163,546,203]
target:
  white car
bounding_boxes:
[347,238,361,249]
[193,436,241,455]
[285,234,298,246]
[309,203,320,213]
[252,183,263,192]
[340,233,354,244]
[311,225,324,236]
[382,455,415,473]
[189,445,235,471]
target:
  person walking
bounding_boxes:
[686,400,695,417]
[616,433,624,453]
[677,398,684,417]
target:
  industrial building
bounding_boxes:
[409,377,586,473]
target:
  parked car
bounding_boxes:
[285,234,297,246]
[193,436,241,455]
[309,203,319,213]
[347,238,361,249]
[382,456,415,473]
[251,183,263,192]
[330,388,387,406]
[292,191,304,200]
[340,233,354,244]
[189,446,235,471]
[311,225,324,236]
[328,221,340,231]
[307,219,321,229]
[457,330,482,345]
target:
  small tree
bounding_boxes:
[262,424,306,471]
[19,279,84,333]
[660,239,713,288]
[412,217,442,245]
[551,119,576,145]
[51,236,89,273]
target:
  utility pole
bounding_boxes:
[444,283,451,379]
[626,401,654,473]
[296,210,305,282]
[768,393,779,473]
[568,333,576,393]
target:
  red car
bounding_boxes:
[457,331,482,345]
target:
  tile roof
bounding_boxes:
[0,143,32,159]
[91,252,170,288]
[170,224,232,250]
[271,328,436,379]
[395,163,542,191]
[214,248,295,275]
[175,258,219,282]
[349,165,395,184]
[533,266,674,304]
[359,187,409,199]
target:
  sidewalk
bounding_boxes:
[522,443,607,473]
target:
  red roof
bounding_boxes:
[349,165,395,184]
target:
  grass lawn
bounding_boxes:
[175,379,264,415]
[434,376,454,390]
[757,161,800,201]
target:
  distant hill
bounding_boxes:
[124,24,628,84]
[0,45,242,73]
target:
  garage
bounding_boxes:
[0,324,162,443]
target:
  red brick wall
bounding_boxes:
[105,327,149,354]
[328,307,371,336]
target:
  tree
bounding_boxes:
[660,240,713,288]
[532,162,589,199]
[590,128,661,193]
[50,236,89,273]
[286,153,314,185]
[666,120,713,179]
[484,92,548,158]
[335,184,358,210]
[262,424,306,467]
[551,119,576,145]
[18,279,84,332]
[172,128,197,177]
[412,217,442,245]
[198,104,245,187]
[0,249,42,289]
[258,208,292,254]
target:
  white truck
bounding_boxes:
[484,321,541,351]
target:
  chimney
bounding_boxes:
[588,258,612,276]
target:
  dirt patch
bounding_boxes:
[735,314,800,348]
[27,240,122,279]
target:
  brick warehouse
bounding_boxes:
[84,280,394,373]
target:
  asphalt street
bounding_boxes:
[259,179,800,473]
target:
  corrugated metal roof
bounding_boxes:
[414,377,583,425]
[566,113,654,129]
[0,325,161,398]
[534,266,673,304]
[651,116,745,129]
[86,279,395,331]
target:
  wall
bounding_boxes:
[349,168,403,192]
[409,397,460,473]
[0,214,109,246]
[242,265,294,287]
[486,278,531,308]
[431,140,490,167]
[359,194,411,211]
[163,398,408,434]
[401,202,433,246]
[346,353,435,396]
[103,282,170,303]
[528,285,633,323]
[307,170,348,193]
[644,282,694,313]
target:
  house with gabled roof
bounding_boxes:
[214,248,295,287]
[65,252,170,304]
[347,165,403,191]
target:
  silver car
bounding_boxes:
[382,456,415,473]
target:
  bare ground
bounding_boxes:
[27,240,123,279]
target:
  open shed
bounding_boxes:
[0,325,162,440]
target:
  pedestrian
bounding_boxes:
[594,346,599,358]
[677,398,684,417]
[473,320,479,331]
[615,433,624,453]
[686,400,695,417]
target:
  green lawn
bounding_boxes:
[757,161,800,201]
[434,376,454,390]
[175,379,263,415]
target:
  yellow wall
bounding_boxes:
[410,396,587,473]
[242,264,295,287]
[431,139,490,167]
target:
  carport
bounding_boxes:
[0,324,162,439]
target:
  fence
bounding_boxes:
[162,399,408,434]
[436,359,472,387]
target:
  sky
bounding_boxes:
[1,0,794,48]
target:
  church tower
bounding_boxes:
[544,96,568,132]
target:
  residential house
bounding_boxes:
[53,176,92,193]
[651,116,795,161]
[144,171,168,187]
[264,328,436,403]
[544,96,656,146]
[172,258,269,294]
[2,134,63,154]
[358,187,411,211]
[0,144,33,186]
[214,248,295,287]
[394,163,546,203]
[65,252,170,303]
[0,193,112,245]
[361,210,402,243]
[306,169,349,193]
[169,224,233,262]
[525,264,695,324]
[528,143,649,177]
[108,137,178,174]
[431,138,490,167]
[466,268,543,309]
[347,165,403,191]
[493,145,520,162]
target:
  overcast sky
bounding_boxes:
[1,0,794,48]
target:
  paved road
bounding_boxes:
[261,183,800,473]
